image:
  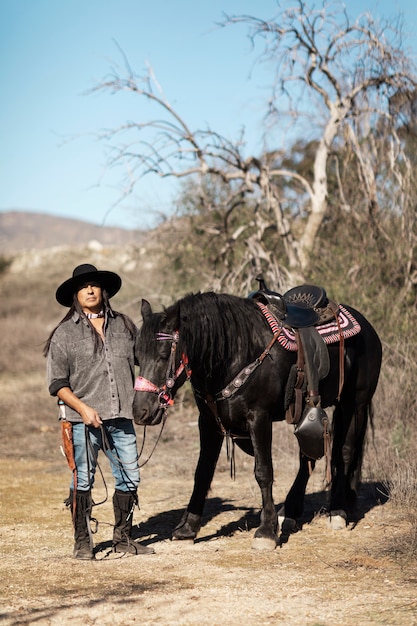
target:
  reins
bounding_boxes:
[81,420,165,511]
[139,323,283,426]
[136,417,168,468]
[137,323,284,479]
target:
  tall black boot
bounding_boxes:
[112,490,155,555]
[67,489,94,560]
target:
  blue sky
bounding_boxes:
[1,0,416,231]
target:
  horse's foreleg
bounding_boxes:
[279,452,315,532]
[172,411,223,541]
[251,418,277,551]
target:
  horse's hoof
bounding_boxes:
[172,511,201,541]
[328,510,347,530]
[277,507,298,534]
[251,536,277,551]
[171,537,195,547]
[172,532,197,542]
[171,534,195,542]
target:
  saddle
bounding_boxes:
[249,275,339,328]
[249,276,342,460]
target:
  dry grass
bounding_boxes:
[2,449,417,625]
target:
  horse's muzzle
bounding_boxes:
[134,405,166,426]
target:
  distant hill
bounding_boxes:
[0,211,145,254]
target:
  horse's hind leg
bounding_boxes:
[329,402,369,529]
[279,453,315,532]
[172,411,223,541]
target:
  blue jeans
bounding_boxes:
[71,419,140,493]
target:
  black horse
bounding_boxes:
[133,289,382,550]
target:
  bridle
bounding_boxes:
[134,331,192,409]
[135,313,283,411]
[133,319,282,479]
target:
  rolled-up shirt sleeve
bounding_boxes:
[47,335,71,396]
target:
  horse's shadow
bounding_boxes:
[131,497,259,546]
[277,480,389,546]
[132,480,388,547]
[300,480,388,525]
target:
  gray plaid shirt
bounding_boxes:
[47,310,140,423]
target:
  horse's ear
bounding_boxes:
[141,299,153,321]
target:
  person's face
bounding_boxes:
[76,282,103,313]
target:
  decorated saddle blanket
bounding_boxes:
[257,302,361,352]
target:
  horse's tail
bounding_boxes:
[368,399,375,441]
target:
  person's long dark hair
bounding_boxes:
[43,289,137,357]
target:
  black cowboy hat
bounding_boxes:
[56,264,122,307]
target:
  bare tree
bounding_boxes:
[94,1,417,288]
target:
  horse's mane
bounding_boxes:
[172,292,264,380]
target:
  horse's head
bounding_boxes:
[133,299,191,426]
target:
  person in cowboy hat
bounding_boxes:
[44,263,155,559]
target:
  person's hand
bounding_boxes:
[80,404,103,427]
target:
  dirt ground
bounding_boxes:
[1,408,417,626]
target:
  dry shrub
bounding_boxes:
[369,334,417,467]
[380,456,417,560]
[363,333,417,559]
[384,457,417,510]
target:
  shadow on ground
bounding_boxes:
[93,480,389,555]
